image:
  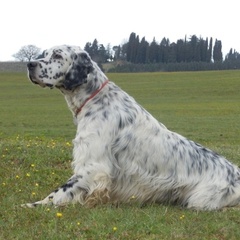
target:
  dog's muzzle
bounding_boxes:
[27,62,53,88]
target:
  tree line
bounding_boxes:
[84,32,240,72]
[125,33,220,64]
[11,32,240,72]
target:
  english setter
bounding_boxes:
[23,45,240,210]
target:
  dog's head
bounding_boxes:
[27,45,94,90]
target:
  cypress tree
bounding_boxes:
[207,37,213,62]
[137,37,149,63]
[148,37,159,63]
[213,39,223,62]
[126,32,140,63]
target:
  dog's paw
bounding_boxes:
[21,203,38,208]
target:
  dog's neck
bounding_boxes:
[75,79,109,116]
[62,76,109,120]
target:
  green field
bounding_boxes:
[1,70,240,239]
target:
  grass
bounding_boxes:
[1,70,240,239]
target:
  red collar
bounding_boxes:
[75,80,109,117]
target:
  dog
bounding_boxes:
[23,45,240,210]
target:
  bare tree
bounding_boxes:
[13,45,41,61]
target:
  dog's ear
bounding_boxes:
[63,52,93,90]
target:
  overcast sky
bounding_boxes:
[1,0,239,61]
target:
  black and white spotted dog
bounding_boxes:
[23,45,240,210]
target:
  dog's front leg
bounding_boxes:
[21,169,111,208]
[21,175,88,208]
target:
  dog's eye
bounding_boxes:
[52,52,63,60]
[54,54,63,59]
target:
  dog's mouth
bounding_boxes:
[28,72,54,89]
[28,72,44,87]
[28,73,37,84]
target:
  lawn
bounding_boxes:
[0,70,240,239]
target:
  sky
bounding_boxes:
[1,0,239,61]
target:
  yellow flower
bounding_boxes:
[77,222,81,226]
[179,214,185,220]
[26,173,31,177]
[31,164,35,167]
[16,175,20,179]
[56,212,63,218]
[2,182,6,186]
[113,227,117,231]
[32,192,36,196]
[35,183,39,187]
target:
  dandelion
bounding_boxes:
[31,164,35,168]
[130,195,136,200]
[35,183,39,187]
[16,175,20,179]
[46,208,50,212]
[2,182,6,186]
[179,214,185,220]
[26,173,31,177]
[32,192,36,196]
[66,142,71,147]
[52,172,55,175]
[77,222,81,226]
[56,212,63,218]
[113,227,117,231]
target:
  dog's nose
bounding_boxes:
[27,62,37,70]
